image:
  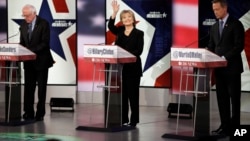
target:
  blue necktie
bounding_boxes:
[219,20,224,37]
[28,23,32,40]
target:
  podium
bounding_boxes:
[0,43,36,125]
[76,44,136,132]
[162,47,227,140]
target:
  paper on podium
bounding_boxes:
[0,43,36,61]
[171,47,227,68]
[83,44,136,63]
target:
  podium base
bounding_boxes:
[0,119,36,126]
[162,133,196,140]
[76,125,136,132]
[162,131,226,140]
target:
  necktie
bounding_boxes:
[219,20,224,36]
[28,23,32,40]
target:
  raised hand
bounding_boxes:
[111,0,120,19]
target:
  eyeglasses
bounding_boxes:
[22,13,33,18]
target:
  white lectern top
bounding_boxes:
[0,43,36,61]
[171,47,227,68]
[83,44,136,63]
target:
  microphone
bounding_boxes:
[184,31,210,48]
[0,30,20,43]
[97,43,106,45]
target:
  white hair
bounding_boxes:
[23,4,37,14]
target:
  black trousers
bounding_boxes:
[122,76,140,124]
[23,68,49,118]
[215,71,241,129]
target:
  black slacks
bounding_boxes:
[122,76,140,124]
[215,71,241,129]
[24,68,49,118]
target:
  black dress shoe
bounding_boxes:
[129,123,137,127]
[23,113,34,120]
[216,129,230,136]
[35,116,44,121]
[122,122,129,126]
[212,127,229,136]
[212,127,223,134]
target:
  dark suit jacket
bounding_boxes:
[108,18,144,77]
[20,16,54,70]
[208,15,245,74]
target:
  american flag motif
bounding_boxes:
[5,0,248,91]
[106,0,173,88]
[77,0,106,91]
[171,0,198,94]
[8,0,76,85]
[198,0,250,91]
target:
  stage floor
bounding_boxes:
[0,99,250,141]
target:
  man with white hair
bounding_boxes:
[19,4,54,121]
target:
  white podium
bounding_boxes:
[76,44,136,132]
[170,47,227,68]
[162,47,227,140]
[0,43,36,125]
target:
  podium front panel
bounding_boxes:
[78,63,123,129]
[78,44,136,131]
[169,47,227,137]
[104,64,122,127]
[0,62,21,122]
[0,44,35,124]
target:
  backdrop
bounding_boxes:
[7,0,77,85]
[199,0,250,91]
[106,0,173,88]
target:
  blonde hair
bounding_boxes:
[119,10,136,27]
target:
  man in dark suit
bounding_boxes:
[207,0,245,136]
[20,4,54,121]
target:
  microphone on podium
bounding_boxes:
[0,30,20,43]
[97,43,106,45]
[184,31,210,48]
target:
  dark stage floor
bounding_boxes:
[0,101,250,141]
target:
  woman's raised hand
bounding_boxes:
[111,0,120,18]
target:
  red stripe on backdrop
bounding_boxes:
[175,0,198,5]
[78,58,105,81]
[154,68,172,87]
[171,0,198,94]
[52,0,69,13]
[78,59,93,81]
[67,33,77,66]
[173,25,198,48]
[244,29,250,68]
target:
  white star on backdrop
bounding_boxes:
[90,13,105,27]
[77,0,87,11]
